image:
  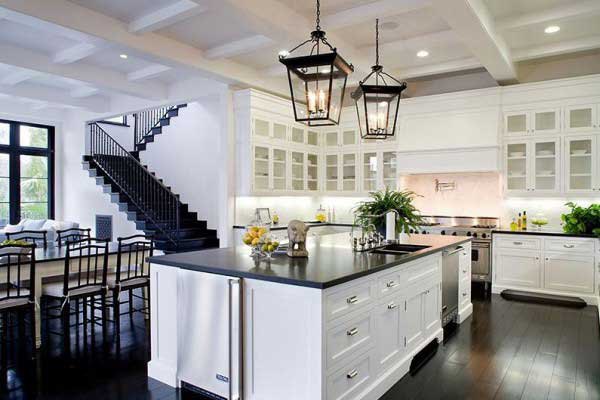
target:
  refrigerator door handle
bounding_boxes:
[228,278,243,400]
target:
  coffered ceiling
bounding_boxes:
[0,0,598,114]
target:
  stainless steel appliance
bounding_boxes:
[442,245,462,326]
[177,270,242,400]
[410,215,498,290]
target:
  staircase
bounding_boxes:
[83,120,219,253]
[131,104,187,159]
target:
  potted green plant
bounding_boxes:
[561,202,600,236]
[353,188,424,235]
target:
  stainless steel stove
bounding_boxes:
[409,215,499,289]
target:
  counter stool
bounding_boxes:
[0,244,36,385]
[56,228,91,247]
[41,238,109,357]
[6,230,47,249]
[108,235,153,351]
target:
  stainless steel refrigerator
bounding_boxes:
[177,270,242,400]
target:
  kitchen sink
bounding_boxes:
[370,243,431,255]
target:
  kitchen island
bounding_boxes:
[148,233,472,400]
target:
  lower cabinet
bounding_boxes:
[544,252,595,294]
[401,280,441,356]
[373,296,403,372]
[494,249,542,288]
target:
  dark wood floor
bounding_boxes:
[1,286,599,400]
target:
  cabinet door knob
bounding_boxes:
[388,302,397,310]
[347,327,359,336]
[386,280,397,288]
[347,369,359,379]
[564,244,575,249]
[347,295,358,304]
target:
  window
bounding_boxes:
[100,115,128,126]
[0,119,54,226]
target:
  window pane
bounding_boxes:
[0,203,8,227]
[20,202,47,220]
[21,179,47,202]
[20,125,48,148]
[21,155,48,178]
[0,153,8,178]
[0,123,9,145]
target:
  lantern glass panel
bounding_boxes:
[361,90,400,138]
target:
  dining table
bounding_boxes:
[1,243,145,347]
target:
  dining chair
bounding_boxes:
[6,230,47,249]
[0,243,36,384]
[55,228,91,247]
[108,235,153,350]
[41,238,109,356]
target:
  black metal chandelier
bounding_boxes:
[279,0,354,126]
[352,19,407,140]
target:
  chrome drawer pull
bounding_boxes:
[347,369,358,379]
[462,292,468,297]
[347,295,358,304]
[386,280,397,288]
[564,244,575,248]
[347,327,359,336]
[513,241,523,245]
[388,302,397,310]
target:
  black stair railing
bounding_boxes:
[89,122,180,247]
[133,105,181,151]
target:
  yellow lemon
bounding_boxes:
[251,238,260,246]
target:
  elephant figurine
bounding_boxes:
[287,220,309,258]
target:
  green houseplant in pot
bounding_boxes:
[353,188,424,236]
[561,202,600,236]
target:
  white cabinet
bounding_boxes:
[422,282,441,337]
[374,296,403,372]
[361,151,398,193]
[402,289,424,354]
[565,104,599,133]
[505,138,560,194]
[341,153,358,192]
[492,234,599,303]
[544,253,595,294]
[564,135,597,193]
[253,145,288,192]
[494,249,542,288]
[362,152,378,192]
[325,153,340,192]
[504,109,560,136]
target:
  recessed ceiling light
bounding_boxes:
[544,25,560,34]
[119,54,128,59]
[417,50,429,58]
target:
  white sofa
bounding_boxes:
[0,219,80,245]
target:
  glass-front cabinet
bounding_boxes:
[361,150,398,192]
[504,109,560,136]
[505,142,529,192]
[564,136,596,193]
[382,151,398,189]
[272,148,287,190]
[565,104,599,133]
[325,154,339,191]
[505,139,560,194]
[342,153,357,192]
[307,153,319,191]
[253,145,288,192]
[253,145,270,191]
[291,151,304,191]
[505,112,529,136]
[363,152,378,192]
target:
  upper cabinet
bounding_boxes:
[564,104,599,133]
[563,135,597,194]
[504,138,561,195]
[504,109,560,137]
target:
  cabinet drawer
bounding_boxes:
[377,270,403,297]
[495,235,541,250]
[326,281,375,321]
[326,351,373,400]
[326,313,374,368]
[544,237,595,254]
[402,256,440,287]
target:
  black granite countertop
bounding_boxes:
[149,233,471,289]
[492,229,598,239]
[232,222,354,231]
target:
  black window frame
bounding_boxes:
[0,118,55,225]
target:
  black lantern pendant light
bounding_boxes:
[352,19,407,140]
[279,0,354,126]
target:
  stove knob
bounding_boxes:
[409,229,414,234]
[441,230,446,235]
[467,231,472,236]
[452,232,457,236]
[422,230,427,234]
[482,233,487,239]
[473,232,478,238]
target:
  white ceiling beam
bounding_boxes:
[205,35,274,59]
[0,1,289,96]
[429,0,517,83]
[513,35,600,62]
[127,65,171,81]
[0,42,167,100]
[70,86,99,98]
[497,0,600,31]
[52,43,97,64]
[129,0,207,33]
[395,57,481,79]
[0,82,109,112]
[323,0,429,30]
[0,69,40,85]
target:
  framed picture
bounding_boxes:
[256,208,272,225]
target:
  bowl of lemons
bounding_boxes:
[243,225,270,257]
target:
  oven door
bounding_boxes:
[471,241,491,282]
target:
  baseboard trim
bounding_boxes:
[148,360,178,388]
[457,303,473,323]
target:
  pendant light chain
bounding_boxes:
[375,18,380,67]
[316,0,321,31]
